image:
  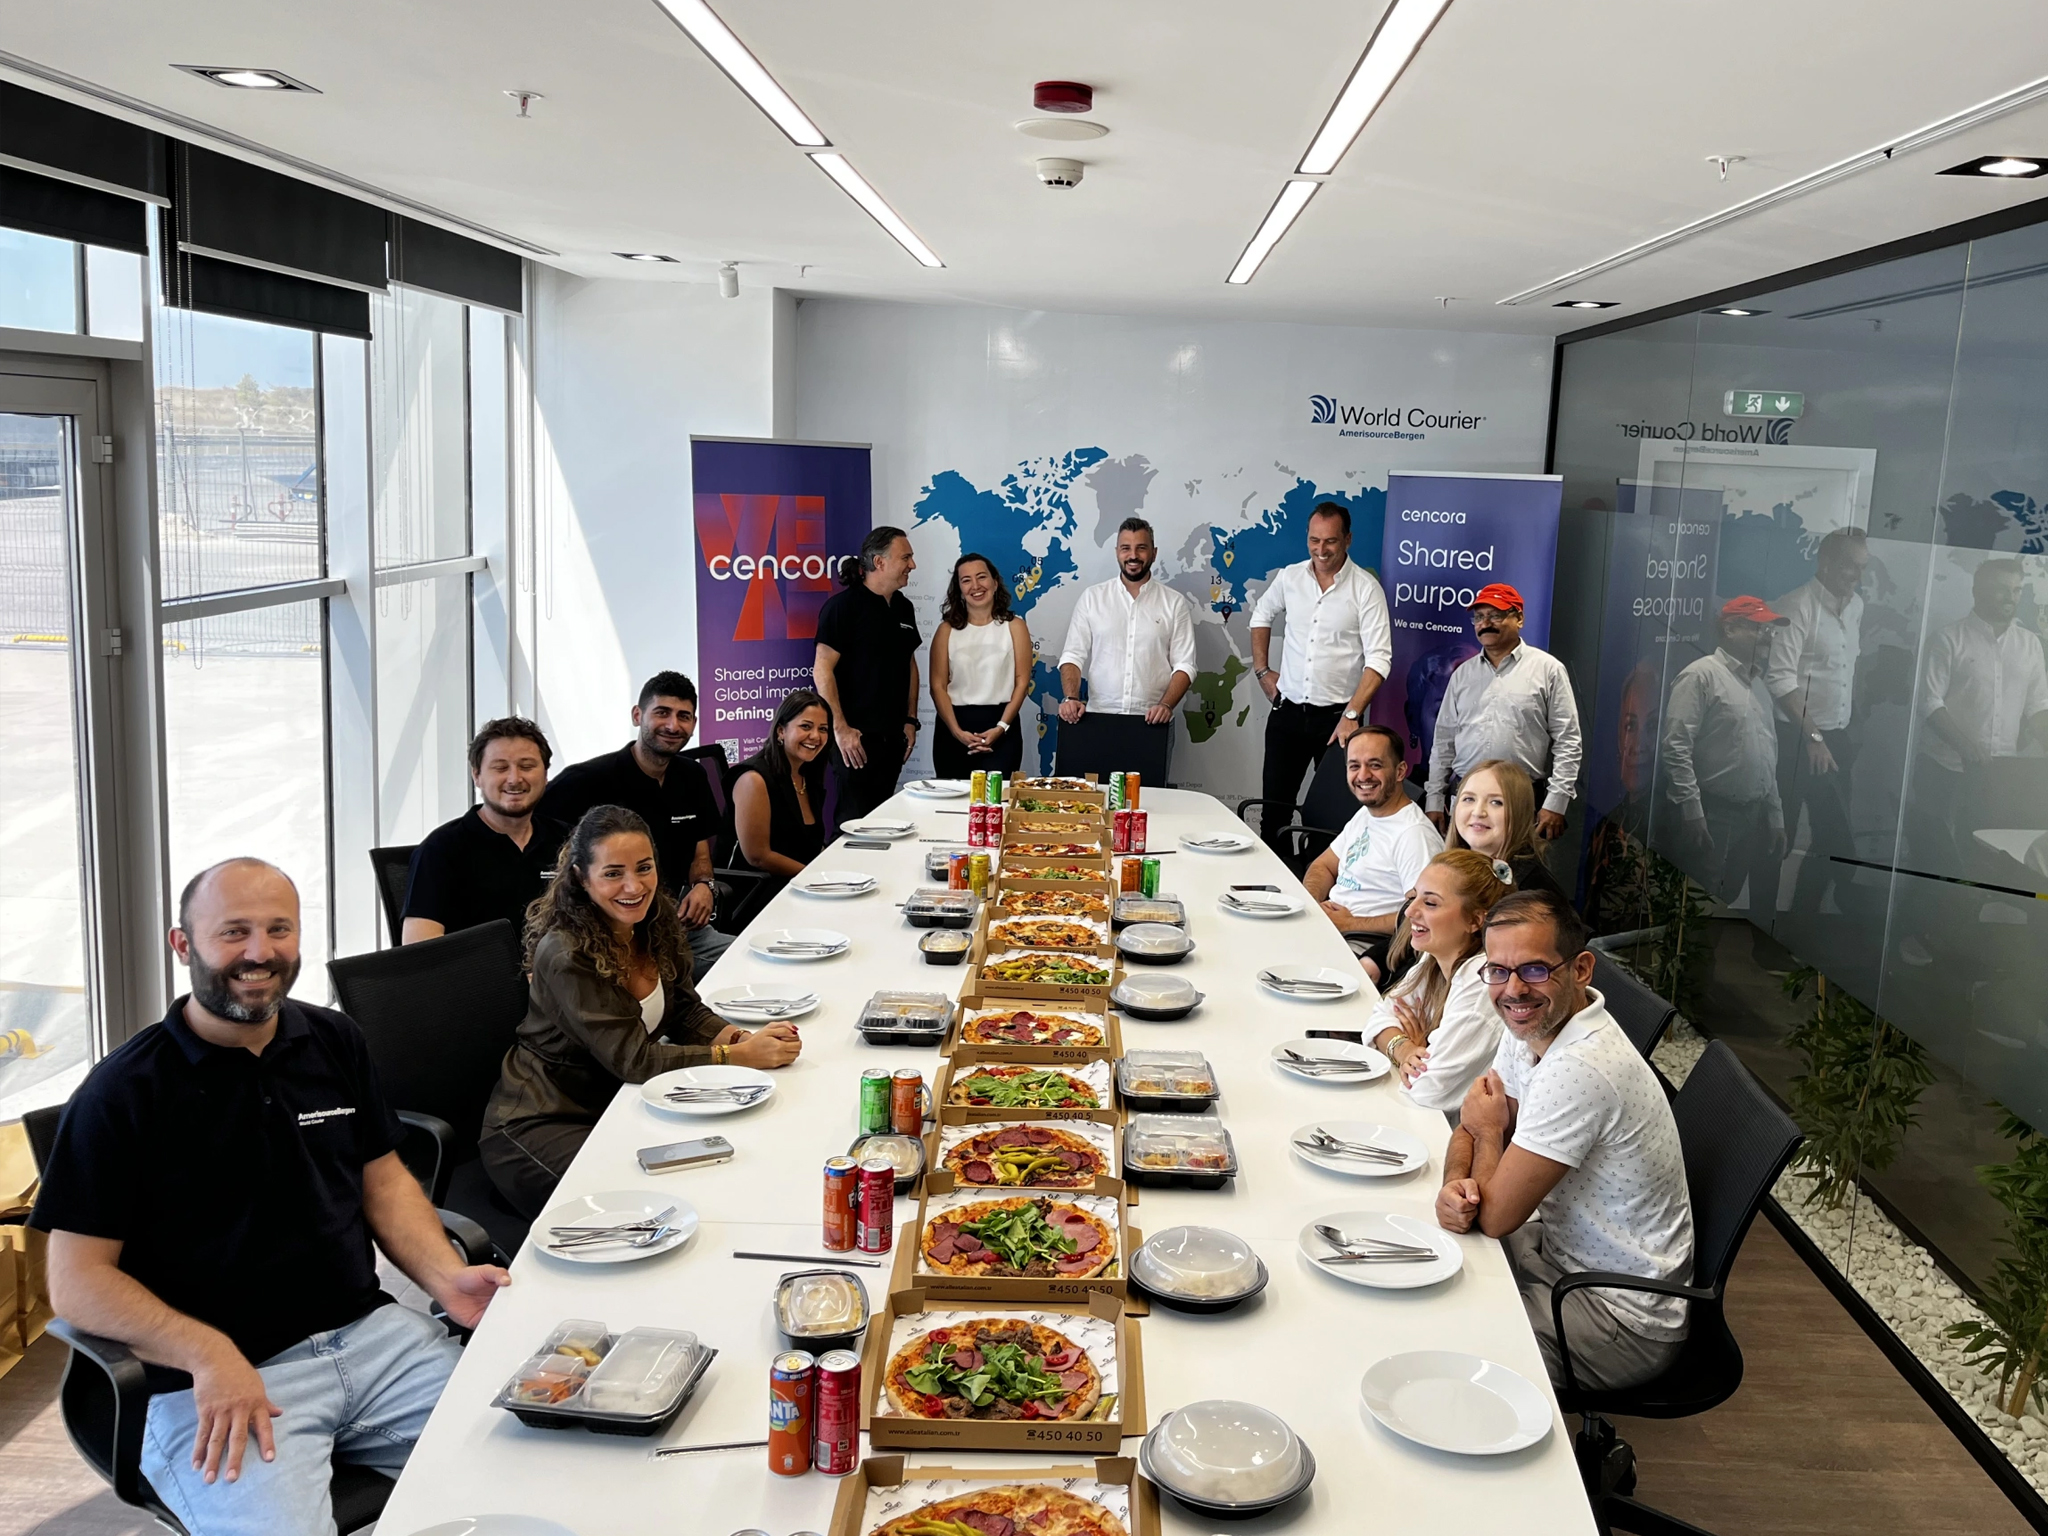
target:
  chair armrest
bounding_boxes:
[47,1319,159,1507]
[1548,1269,1715,1396]
[1232,797,1293,827]
[437,1207,500,1267]
[396,1111,453,1206]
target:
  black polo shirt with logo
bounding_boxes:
[402,806,566,936]
[815,584,921,735]
[28,998,404,1370]
[541,742,718,897]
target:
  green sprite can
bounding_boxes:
[858,1068,892,1136]
[1141,856,1161,897]
[986,771,1003,806]
[1108,771,1124,810]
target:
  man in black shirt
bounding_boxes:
[541,670,734,972]
[815,525,923,825]
[31,858,509,1535]
[401,716,565,944]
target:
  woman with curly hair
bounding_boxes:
[1368,848,1512,1113]
[929,552,1032,778]
[481,804,801,1215]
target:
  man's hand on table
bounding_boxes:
[435,1264,512,1330]
[1436,1178,1482,1234]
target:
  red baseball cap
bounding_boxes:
[1720,595,1789,625]
[1469,583,1524,613]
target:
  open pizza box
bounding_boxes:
[858,1287,1145,1452]
[948,991,1125,1065]
[896,1174,1141,1306]
[828,1455,1159,1536]
[975,910,1114,963]
[1002,773,1109,808]
[1005,806,1110,840]
[933,1055,1120,1126]
[969,939,1120,1007]
[992,861,1118,899]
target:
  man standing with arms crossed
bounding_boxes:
[1249,501,1392,851]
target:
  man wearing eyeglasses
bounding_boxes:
[1434,890,1694,1392]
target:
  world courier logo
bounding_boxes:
[1311,395,1487,441]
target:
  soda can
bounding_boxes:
[891,1068,924,1136]
[970,769,987,805]
[858,1068,892,1136]
[813,1350,862,1476]
[948,851,971,890]
[1129,808,1149,854]
[1124,771,1141,809]
[969,851,992,896]
[821,1155,859,1252]
[857,1157,896,1253]
[967,803,985,848]
[1112,808,1132,855]
[987,771,1003,805]
[987,805,1004,843]
[1107,772,1124,811]
[769,1351,816,1476]
[1141,856,1161,897]
[1120,856,1144,893]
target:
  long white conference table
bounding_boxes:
[377,787,1598,1536]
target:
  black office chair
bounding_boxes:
[680,743,776,933]
[1592,952,1679,1061]
[25,1105,493,1536]
[328,920,531,1258]
[1235,743,1358,877]
[368,844,418,943]
[1053,711,1173,788]
[1551,1042,1803,1536]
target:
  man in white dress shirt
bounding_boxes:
[1248,502,1393,849]
[1766,528,1868,916]
[1436,889,1694,1392]
[1425,583,1583,841]
[1057,518,1198,749]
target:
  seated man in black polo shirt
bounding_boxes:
[30,859,510,1536]
[401,716,567,945]
[542,670,733,973]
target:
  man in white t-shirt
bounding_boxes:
[1303,725,1443,978]
[1435,889,1694,1392]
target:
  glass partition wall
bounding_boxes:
[1555,211,2048,1465]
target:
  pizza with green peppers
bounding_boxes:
[945,1064,1100,1110]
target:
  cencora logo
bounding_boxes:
[1308,395,1488,440]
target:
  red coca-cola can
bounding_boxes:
[986,805,1004,844]
[813,1349,862,1475]
[967,803,988,848]
[821,1154,858,1252]
[1112,808,1133,854]
[857,1156,895,1253]
[1129,809,1148,853]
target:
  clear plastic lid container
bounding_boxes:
[1130,1226,1262,1299]
[1113,973,1201,1008]
[582,1327,702,1415]
[857,990,953,1029]
[924,846,970,879]
[773,1270,870,1340]
[1117,1050,1218,1100]
[1122,1115,1236,1176]
[919,929,971,953]
[903,888,980,916]
[1116,922,1193,956]
[849,1132,925,1179]
[1113,894,1186,927]
[1147,1400,1306,1504]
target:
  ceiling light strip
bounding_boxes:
[651,0,829,147]
[1499,72,2048,306]
[1297,0,1455,175]
[1227,179,1321,284]
[810,153,943,268]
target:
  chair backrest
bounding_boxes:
[1671,1041,1803,1293]
[1593,952,1678,1059]
[327,919,528,1154]
[23,1102,63,1174]
[368,845,419,942]
[1300,744,1358,835]
[1053,712,1173,786]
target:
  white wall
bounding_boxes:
[529,269,777,760]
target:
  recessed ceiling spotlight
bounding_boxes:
[1555,299,1618,309]
[615,252,679,262]
[1709,306,1768,317]
[174,65,319,93]
[1939,154,2047,178]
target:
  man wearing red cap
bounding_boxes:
[1661,597,1789,907]
[1425,584,1583,841]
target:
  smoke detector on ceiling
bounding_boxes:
[1036,158,1085,188]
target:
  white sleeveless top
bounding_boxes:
[946,617,1017,706]
[639,978,666,1035]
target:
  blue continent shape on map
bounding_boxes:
[1991,490,2048,555]
[1208,479,1385,613]
[1716,502,1814,602]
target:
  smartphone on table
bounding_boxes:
[637,1134,734,1173]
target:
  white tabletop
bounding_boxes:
[378,787,1597,1536]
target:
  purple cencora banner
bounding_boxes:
[690,436,873,763]
[1372,470,1563,775]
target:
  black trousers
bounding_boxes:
[1260,696,1345,847]
[1777,723,1854,913]
[481,1118,591,1219]
[932,703,1024,778]
[827,726,910,830]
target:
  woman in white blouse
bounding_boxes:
[1367,849,1512,1113]
[930,552,1034,778]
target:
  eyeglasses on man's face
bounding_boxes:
[1480,956,1580,987]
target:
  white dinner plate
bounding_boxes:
[409,1518,580,1536]
[842,818,916,840]
[1289,1119,1430,1178]
[1271,1038,1389,1083]
[789,868,878,899]
[535,1189,699,1265]
[1179,831,1256,854]
[1217,889,1306,919]
[641,1064,777,1117]
[905,778,970,799]
[702,983,820,1023]
[1257,965,1363,1002]
[749,926,851,961]
[1297,1210,1463,1289]
[1360,1351,1552,1455]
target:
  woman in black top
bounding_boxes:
[731,689,832,888]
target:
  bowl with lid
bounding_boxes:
[1111,972,1202,1021]
[1128,1225,1267,1313]
[773,1268,870,1354]
[1115,922,1194,966]
[848,1131,926,1193]
[1139,1399,1315,1518]
[918,929,972,966]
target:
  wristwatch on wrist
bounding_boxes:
[1253,667,1272,680]
[1809,731,1824,744]
[1343,708,1361,721]
[994,720,1010,734]
[906,716,921,730]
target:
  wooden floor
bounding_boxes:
[0,1220,2032,1536]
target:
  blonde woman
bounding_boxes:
[1446,758,1565,900]
[1368,849,1513,1112]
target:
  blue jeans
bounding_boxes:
[141,1302,460,1536]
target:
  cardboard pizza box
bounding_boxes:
[859,1288,1145,1453]
[970,935,1119,1005]
[895,1175,1139,1305]
[828,1455,1160,1536]
[976,909,1115,963]
[992,864,1119,899]
[923,1120,1120,1201]
[1005,807,1110,843]
[1003,774,1109,808]
[934,1055,1120,1126]
[948,992,1124,1065]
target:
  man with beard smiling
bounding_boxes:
[401,717,566,944]
[30,859,510,1535]
[1434,889,1693,1392]
[1057,517,1198,753]
[1302,725,1442,979]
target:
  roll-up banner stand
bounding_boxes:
[1372,470,1564,778]
[690,437,874,763]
